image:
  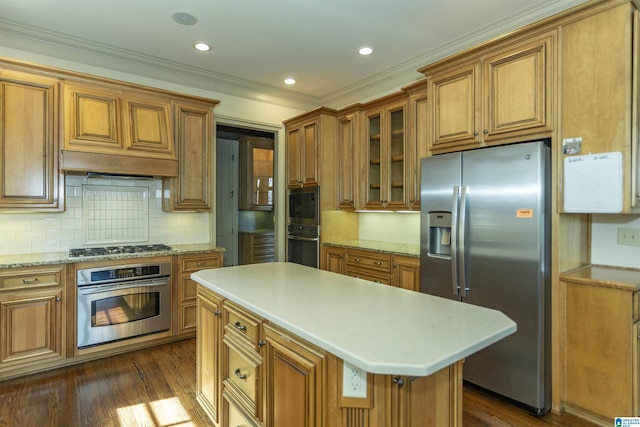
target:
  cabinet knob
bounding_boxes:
[392,264,398,268]
[374,261,382,266]
[213,310,221,316]
[56,296,61,302]
[354,258,361,262]
[393,377,405,387]
[258,339,266,347]
[483,129,489,134]
[473,131,478,136]
[196,262,205,266]
[234,368,247,380]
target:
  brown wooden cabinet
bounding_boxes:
[239,231,275,265]
[561,266,640,423]
[0,68,63,211]
[559,3,639,213]
[284,107,337,189]
[336,105,362,211]
[423,31,554,154]
[176,252,223,335]
[362,94,409,210]
[196,285,223,425]
[163,100,216,212]
[239,137,274,211]
[322,245,420,291]
[0,265,65,374]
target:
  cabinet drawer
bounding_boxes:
[223,390,261,427]
[181,255,222,272]
[345,252,392,273]
[223,334,262,417]
[253,246,275,256]
[254,234,274,245]
[0,268,62,290]
[223,301,263,347]
[345,268,392,285]
[254,255,275,263]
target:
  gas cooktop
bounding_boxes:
[69,244,173,258]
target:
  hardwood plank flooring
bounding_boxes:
[0,339,597,427]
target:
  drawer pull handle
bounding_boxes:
[234,322,247,331]
[196,262,206,266]
[393,377,405,387]
[374,261,382,265]
[234,368,247,380]
[354,258,361,262]
[22,278,39,284]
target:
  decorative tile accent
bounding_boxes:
[82,185,149,245]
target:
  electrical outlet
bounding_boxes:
[617,227,640,247]
[342,361,367,398]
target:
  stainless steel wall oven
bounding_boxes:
[287,187,320,268]
[76,261,171,348]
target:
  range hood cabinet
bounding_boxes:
[60,150,179,177]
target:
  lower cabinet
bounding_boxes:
[196,284,462,427]
[562,266,640,423]
[322,245,420,291]
[0,265,65,375]
[176,252,223,335]
[239,231,275,265]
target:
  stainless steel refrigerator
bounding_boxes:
[420,140,550,415]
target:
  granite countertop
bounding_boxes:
[192,262,516,376]
[560,264,640,292]
[323,239,420,258]
[0,244,226,269]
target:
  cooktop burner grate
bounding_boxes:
[69,244,173,258]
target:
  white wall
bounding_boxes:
[591,214,640,269]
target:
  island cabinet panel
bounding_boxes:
[0,265,65,377]
[176,252,223,336]
[0,68,62,211]
[196,286,223,425]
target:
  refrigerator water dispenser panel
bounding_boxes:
[428,212,452,256]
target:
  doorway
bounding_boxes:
[215,124,277,266]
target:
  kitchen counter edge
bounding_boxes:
[322,240,419,257]
[560,264,640,292]
[0,244,226,269]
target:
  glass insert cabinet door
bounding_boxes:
[239,137,274,211]
[365,100,407,210]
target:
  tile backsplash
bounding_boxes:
[358,212,420,245]
[0,175,210,256]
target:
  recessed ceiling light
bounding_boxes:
[284,78,296,85]
[358,46,374,56]
[172,12,198,25]
[194,42,212,52]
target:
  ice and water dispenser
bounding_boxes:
[428,212,452,257]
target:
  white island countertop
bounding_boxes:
[192,262,516,377]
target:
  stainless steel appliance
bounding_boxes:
[420,140,550,414]
[287,187,320,268]
[76,262,171,348]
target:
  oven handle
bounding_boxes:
[287,235,319,242]
[78,278,170,295]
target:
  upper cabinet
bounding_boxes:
[361,93,409,210]
[336,105,362,211]
[423,31,554,154]
[559,3,639,213]
[61,80,179,177]
[239,137,274,211]
[0,68,63,211]
[284,108,337,189]
[162,100,216,212]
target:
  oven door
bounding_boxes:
[287,234,319,268]
[77,277,171,348]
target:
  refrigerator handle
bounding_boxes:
[459,185,469,297]
[450,186,460,296]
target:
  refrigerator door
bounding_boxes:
[460,141,550,412]
[420,152,462,299]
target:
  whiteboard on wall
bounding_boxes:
[563,152,623,213]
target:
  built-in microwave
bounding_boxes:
[288,187,319,226]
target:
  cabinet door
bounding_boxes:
[286,126,303,188]
[392,256,420,291]
[483,34,552,141]
[197,287,223,424]
[323,246,345,274]
[387,102,408,209]
[64,81,121,151]
[163,102,212,211]
[302,120,319,187]
[0,70,61,210]
[264,324,324,427]
[430,62,481,150]
[122,96,174,157]
[0,287,63,366]
[365,108,384,208]
[337,112,359,210]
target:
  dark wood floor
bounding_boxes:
[0,339,596,427]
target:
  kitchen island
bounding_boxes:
[192,262,516,427]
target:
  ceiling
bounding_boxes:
[0,0,587,109]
